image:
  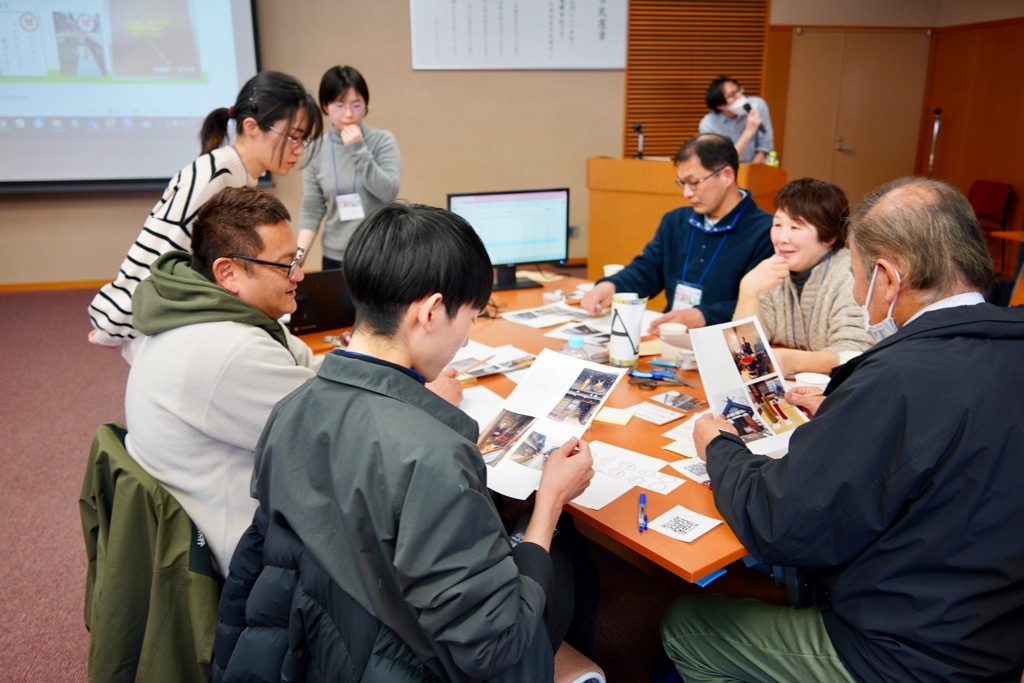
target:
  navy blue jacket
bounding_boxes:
[707,303,1024,682]
[602,192,772,325]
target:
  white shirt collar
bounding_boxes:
[905,291,985,325]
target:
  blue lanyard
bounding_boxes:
[789,251,833,349]
[329,131,358,196]
[682,229,729,286]
[682,200,749,285]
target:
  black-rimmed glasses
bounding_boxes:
[268,126,311,149]
[674,166,726,192]
[228,248,304,279]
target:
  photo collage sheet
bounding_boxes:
[689,317,807,458]
[477,348,627,500]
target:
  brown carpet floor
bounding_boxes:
[0,287,783,682]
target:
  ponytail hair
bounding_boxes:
[199,70,322,155]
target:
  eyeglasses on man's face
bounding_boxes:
[328,101,365,115]
[674,167,726,192]
[268,126,310,149]
[228,248,304,279]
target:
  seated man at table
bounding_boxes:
[698,75,774,164]
[125,187,321,576]
[233,202,598,681]
[581,133,773,332]
[663,177,1024,681]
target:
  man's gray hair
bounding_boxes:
[848,177,994,301]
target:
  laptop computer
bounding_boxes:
[286,268,356,335]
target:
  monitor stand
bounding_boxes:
[492,264,542,291]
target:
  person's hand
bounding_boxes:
[744,107,763,134]
[536,437,594,507]
[784,386,826,418]
[340,124,363,145]
[426,367,463,406]
[693,413,738,461]
[648,308,705,335]
[581,281,615,316]
[739,255,788,297]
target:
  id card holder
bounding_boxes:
[672,281,703,310]
[335,192,365,221]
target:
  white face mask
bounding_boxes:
[726,96,750,117]
[862,264,901,342]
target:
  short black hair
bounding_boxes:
[775,178,850,248]
[191,187,291,281]
[344,202,493,336]
[318,65,370,113]
[674,133,739,176]
[705,75,738,110]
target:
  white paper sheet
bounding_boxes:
[459,386,505,431]
[631,401,686,426]
[590,441,684,494]
[648,505,722,543]
[480,350,627,499]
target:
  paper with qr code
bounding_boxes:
[668,457,711,484]
[649,505,722,542]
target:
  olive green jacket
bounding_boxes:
[80,422,221,683]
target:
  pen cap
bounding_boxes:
[639,492,646,505]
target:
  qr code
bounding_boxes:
[663,516,699,536]
[684,461,707,477]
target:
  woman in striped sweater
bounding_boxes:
[87,70,321,362]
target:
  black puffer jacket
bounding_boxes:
[213,506,443,682]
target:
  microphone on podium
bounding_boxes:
[632,122,644,159]
[743,102,766,134]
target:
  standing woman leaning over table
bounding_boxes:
[87,70,321,363]
[732,178,874,375]
[297,65,401,270]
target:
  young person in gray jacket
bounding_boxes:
[243,202,598,681]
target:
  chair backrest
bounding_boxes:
[1011,265,1024,307]
[80,422,220,683]
[967,180,1012,230]
[554,641,606,683]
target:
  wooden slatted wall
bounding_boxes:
[624,0,769,158]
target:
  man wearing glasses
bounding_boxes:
[122,186,320,576]
[582,134,773,333]
[699,75,775,164]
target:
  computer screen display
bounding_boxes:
[448,188,569,290]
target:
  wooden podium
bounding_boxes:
[586,157,787,309]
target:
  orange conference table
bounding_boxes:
[301,278,749,584]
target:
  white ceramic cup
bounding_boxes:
[794,372,830,390]
[658,322,689,361]
[603,263,625,277]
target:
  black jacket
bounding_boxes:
[707,303,1024,682]
[214,506,443,682]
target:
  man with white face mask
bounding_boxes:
[662,177,1024,682]
[698,75,774,164]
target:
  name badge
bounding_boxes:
[335,192,365,221]
[672,281,703,310]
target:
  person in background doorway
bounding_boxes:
[699,75,774,164]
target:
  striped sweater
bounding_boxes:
[87,146,252,346]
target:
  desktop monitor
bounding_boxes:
[447,188,569,291]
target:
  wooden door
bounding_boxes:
[783,28,931,207]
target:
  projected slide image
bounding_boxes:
[109,0,199,78]
[53,12,106,76]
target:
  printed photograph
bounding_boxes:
[747,376,806,435]
[721,321,776,382]
[507,430,562,470]
[711,390,772,443]
[478,410,536,465]
[458,355,536,379]
[650,390,708,413]
[546,367,618,427]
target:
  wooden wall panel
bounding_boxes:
[763,27,793,158]
[624,0,769,158]
[915,19,1024,274]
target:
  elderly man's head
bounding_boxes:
[848,177,994,304]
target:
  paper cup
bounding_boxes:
[603,263,625,277]
[609,293,647,367]
[794,372,830,390]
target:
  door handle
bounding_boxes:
[835,145,854,152]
